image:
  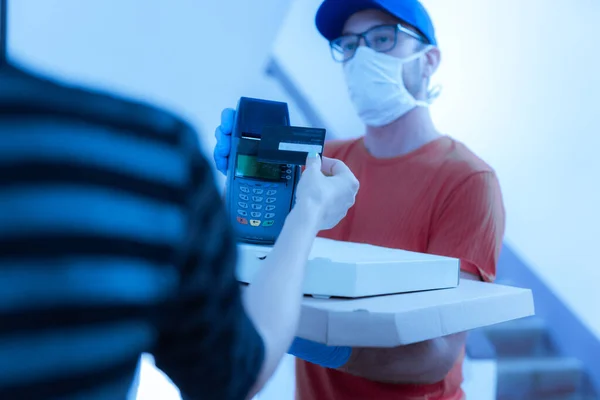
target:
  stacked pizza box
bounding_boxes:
[236,238,534,347]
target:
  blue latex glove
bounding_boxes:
[288,337,352,369]
[213,108,236,175]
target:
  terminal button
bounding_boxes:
[237,217,248,225]
[238,202,248,209]
[240,186,250,193]
[250,220,261,227]
[262,220,275,227]
[265,213,275,219]
[238,210,248,217]
[265,205,276,211]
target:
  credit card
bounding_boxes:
[257,125,326,165]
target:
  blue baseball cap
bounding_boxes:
[315,0,437,46]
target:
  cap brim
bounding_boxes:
[315,0,386,41]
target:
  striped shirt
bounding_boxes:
[0,64,264,400]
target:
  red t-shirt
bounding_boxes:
[295,136,506,400]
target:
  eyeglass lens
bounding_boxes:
[331,25,398,62]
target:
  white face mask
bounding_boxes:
[343,45,435,127]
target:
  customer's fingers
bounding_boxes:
[321,156,353,177]
[305,152,322,171]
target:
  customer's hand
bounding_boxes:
[213,108,235,175]
[295,153,359,230]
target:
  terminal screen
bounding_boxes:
[235,154,280,181]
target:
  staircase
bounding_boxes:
[467,317,598,399]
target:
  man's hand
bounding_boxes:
[288,337,352,369]
[213,108,235,175]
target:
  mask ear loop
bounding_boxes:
[399,44,434,63]
[419,45,442,105]
[408,45,440,107]
[426,84,442,104]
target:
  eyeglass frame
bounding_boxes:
[329,23,428,63]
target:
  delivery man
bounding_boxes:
[213,0,506,399]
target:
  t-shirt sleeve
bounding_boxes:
[152,128,264,400]
[426,171,506,282]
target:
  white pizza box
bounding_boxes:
[296,279,535,347]
[236,237,460,298]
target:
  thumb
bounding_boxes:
[304,151,322,171]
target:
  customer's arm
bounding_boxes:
[153,134,357,399]
[151,135,266,400]
[242,198,321,397]
[244,154,358,398]
[290,171,506,384]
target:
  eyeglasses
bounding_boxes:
[329,24,426,63]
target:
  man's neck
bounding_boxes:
[363,108,441,159]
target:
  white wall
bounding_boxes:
[7,0,308,163]
[272,0,600,337]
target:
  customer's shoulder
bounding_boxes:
[0,64,196,146]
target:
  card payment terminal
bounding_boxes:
[226,97,325,245]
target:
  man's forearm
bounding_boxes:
[338,332,467,384]
[337,272,480,384]
[293,273,479,383]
